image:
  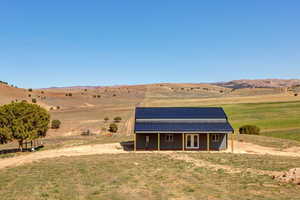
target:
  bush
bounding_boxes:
[109,123,118,133]
[28,88,33,92]
[32,98,37,103]
[239,125,260,135]
[56,106,60,110]
[295,93,298,96]
[104,117,109,123]
[81,129,92,136]
[51,120,61,129]
[114,116,122,123]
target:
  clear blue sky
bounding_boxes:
[1,0,300,88]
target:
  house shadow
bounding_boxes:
[120,141,134,151]
[0,145,44,155]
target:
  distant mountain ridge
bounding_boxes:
[213,79,300,89]
[36,79,300,90]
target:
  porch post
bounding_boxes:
[158,133,160,151]
[207,133,210,151]
[134,133,137,151]
[231,132,234,153]
[182,133,185,151]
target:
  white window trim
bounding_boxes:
[165,134,174,142]
[185,134,200,149]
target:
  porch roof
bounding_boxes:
[135,122,234,133]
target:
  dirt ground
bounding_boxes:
[1,140,300,170]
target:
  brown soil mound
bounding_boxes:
[276,168,300,185]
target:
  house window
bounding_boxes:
[165,134,174,142]
[212,134,220,142]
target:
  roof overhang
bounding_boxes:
[135,131,233,134]
[136,118,227,123]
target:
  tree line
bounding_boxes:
[0,101,50,151]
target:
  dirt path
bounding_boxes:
[167,153,281,177]
[0,143,127,170]
[228,141,300,157]
[1,140,300,171]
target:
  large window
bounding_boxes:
[165,134,174,142]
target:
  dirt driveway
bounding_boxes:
[0,141,300,170]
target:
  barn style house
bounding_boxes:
[134,107,234,151]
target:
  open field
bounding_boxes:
[1,82,300,199]
[0,153,300,200]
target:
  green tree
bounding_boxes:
[104,117,109,123]
[109,123,118,133]
[51,120,61,129]
[32,98,37,103]
[0,108,12,144]
[0,102,50,151]
[114,116,122,123]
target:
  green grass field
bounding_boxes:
[0,154,300,200]
[223,101,300,131]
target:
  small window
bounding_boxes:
[212,134,220,142]
[165,134,174,142]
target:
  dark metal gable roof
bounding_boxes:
[135,122,234,133]
[135,107,228,119]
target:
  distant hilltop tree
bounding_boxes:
[28,88,33,92]
[109,123,118,133]
[114,116,122,123]
[51,120,61,129]
[0,81,8,85]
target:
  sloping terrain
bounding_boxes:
[214,79,300,89]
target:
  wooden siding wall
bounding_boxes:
[160,134,182,150]
[136,133,158,150]
[136,133,228,150]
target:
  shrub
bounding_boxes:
[81,129,92,136]
[28,88,33,92]
[295,93,298,96]
[32,98,37,103]
[56,106,60,110]
[104,117,109,123]
[41,91,44,94]
[28,94,31,97]
[114,116,122,123]
[51,120,61,129]
[109,123,118,133]
[239,125,260,135]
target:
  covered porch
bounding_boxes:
[134,132,230,151]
